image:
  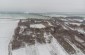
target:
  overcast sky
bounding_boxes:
[0,0,85,12]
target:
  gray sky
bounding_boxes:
[0,0,85,12]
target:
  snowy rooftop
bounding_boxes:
[30,24,46,28]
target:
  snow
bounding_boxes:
[62,25,68,30]
[1,18,85,55]
[67,19,83,22]
[74,19,83,22]
[44,14,67,17]
[69,23,81,26]
[19,26,27,34]
[0,16,13,19]
[30,24,46,28]
[44,32,52,43]
[20,33,85,55]
[51,37,69,55]
[11,32,69,55]
[77,28,85,34]
[0,19,19,55]
[75,36,84,43]
[21,19,28,22]
[47,21,53,26]
[36,44,51,55]
[64,37,85,55]
[12,48,26,55]
[61,19,68,21]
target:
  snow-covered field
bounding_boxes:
[0,19,19,55]
[0,16,85,55]
[12,37,69,55]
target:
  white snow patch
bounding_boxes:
[25,45,37,55]
[77,28,85,34]
[67,19,83,22]
[69,23,81,26]
[75,36,84,43]
[62,25,68,30]
[51,37,69,55]
[21,19,28,22]
[73,19,83,22]
[44,32,52,43]
[36,44,51,55]
[19,26,27,34]
[64,37,85,55]
[30,24,45,28]
[61,19,68,21]
[47,21,53,26]
[12,48,26,55]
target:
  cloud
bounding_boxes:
[0,0,85,12]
